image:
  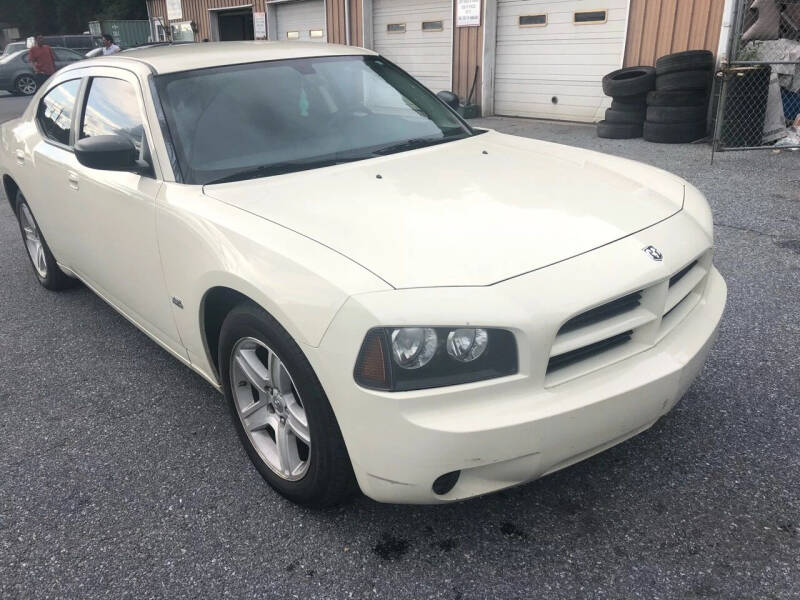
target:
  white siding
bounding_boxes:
[373,0,452,92]
[276,0,326,42]
[494,0,627,122]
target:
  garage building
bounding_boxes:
[146,0,731,122]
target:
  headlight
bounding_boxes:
[391,327,438,369]
[354,327,517,391]
[446,328,488,362]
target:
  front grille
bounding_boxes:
[669,260,698,287]
[547,330,633,372]
[545,253,710,385]
[660,259,708,334]
[559,291,642,333]
[547,289,649,377]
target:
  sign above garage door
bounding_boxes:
[456,0,481,27]
[494,0,627,122]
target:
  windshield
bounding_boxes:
[155,55,474,185]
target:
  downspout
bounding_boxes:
[620,0,631,68]
[344,0,351,45]
[145,0,155,43]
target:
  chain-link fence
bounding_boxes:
[713,0,800,151]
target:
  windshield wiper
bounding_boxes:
[372,133,470,156]
[204,134,471,185]
[204,154,368,185]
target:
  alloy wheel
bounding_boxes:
[16,75,37,96]
[18,203,47,278]
[230,337,311,481]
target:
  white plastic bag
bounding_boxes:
[763,72,787,144]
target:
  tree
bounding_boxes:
[0,0,147,36]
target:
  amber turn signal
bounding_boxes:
[353,329,391,390]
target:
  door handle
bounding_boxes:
[67,171,79,190]
[15,150,24,166]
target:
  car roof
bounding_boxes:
[106,41,376,75]
[5,46,71,58]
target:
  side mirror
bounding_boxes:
[437,90,460,111]
[74,134,142,172]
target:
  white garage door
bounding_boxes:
[276,0,326,42]
[373,0,452,93]
[494,0,628,122]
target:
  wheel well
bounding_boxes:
[2,175,19,213]
[201,286,255,379]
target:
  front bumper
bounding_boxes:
[306,212,726,503]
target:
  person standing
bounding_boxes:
[27,34,55,87]
[101,34,121,56]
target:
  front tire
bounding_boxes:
[219,302,356,507]
[15,192,75,290]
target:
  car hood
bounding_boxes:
[203,131,685,288]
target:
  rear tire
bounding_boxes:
[218,302,357,507]
[14,192,75,291]
[13,74,37,96]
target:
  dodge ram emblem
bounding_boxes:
[643,245,663,261]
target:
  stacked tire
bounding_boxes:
[598,66,656,139]
[644,50,714,143]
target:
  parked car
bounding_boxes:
[3,35,101,57]
[41,34,102,55]
[0,47,84,95]
[1,41,26,57]
[85,41,196,58]
[0,43,726,507]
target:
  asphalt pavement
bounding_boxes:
[0,92,30,123]
[1,95,798,599]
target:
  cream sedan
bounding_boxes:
[0,42,726,506]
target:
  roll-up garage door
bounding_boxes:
[276,0,326,42]
[494,1,627,122]
[373,0,452,92]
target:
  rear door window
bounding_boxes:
[37,79,82,146]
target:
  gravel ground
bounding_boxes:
[1,104,798,599]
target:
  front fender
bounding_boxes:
[155,183,390,380]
